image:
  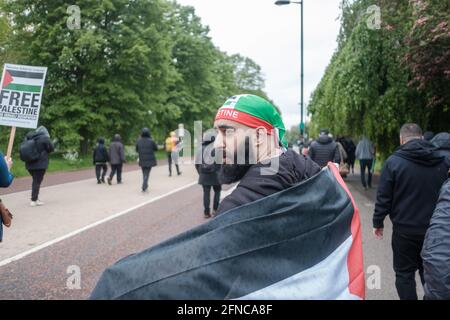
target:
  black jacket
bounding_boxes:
[195,142,220,186]
[373,139,449,235]
[136,137,158,168]
[25,130,55,171]
[309,135,341,168]
[216,149,321,215]
[93,143,109,164]
[422,178,450,299]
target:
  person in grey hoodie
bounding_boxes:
[107,134,125,185]
[355,136,375,190]
[431,132,450,163]
[421,174,450,300]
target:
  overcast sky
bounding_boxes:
[176,0,341,130]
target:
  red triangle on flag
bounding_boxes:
[2,70,13,88]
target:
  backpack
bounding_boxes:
[200,162,216,174]
[19,138,40,163]
[165,137,174,152]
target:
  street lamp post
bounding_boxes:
[275,0,304,138]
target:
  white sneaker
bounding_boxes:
[30,201,37,207]
[36,200,45,206]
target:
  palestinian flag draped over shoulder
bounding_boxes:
[91,164,365,300]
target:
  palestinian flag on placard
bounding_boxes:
[1,68,45,93]
[90,163,365,300]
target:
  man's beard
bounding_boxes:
[218,137,253,184]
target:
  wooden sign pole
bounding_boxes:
[6,126,16,159]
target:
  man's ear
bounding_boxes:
[255,127,268,146]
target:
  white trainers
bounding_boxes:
[30,200,45,207]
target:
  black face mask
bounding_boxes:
[218,137,253,184]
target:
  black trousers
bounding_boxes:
[141,167,152,191]
[202,185,221,214]
[28,169,46,201]
[347,156,355,173]
[392,231,426,300]
[359,159,373,188]
[110,164,123,183]
[95,164,107,182]
[167,152,180,176]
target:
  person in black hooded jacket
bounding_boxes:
[24,126,54,206]
[372,123,449,300]
[309,129,341,168]
[136,128,158,192]
[93,137,109,184]
[195,131,222,218]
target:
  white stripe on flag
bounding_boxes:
[236,236,361,300]
[7,76,43,86]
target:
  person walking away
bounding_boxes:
[165,132,181,177]
[21,126,54,206]
[431,132,450,163]
[336,137,349,178]
[108,134,125,185]
[195,132,221,218]
[0,153,14,242]
[136,128,158,192]
[355,136,375,190]
[93,138,109,184]
[421,171,450,300]
[372,123,449,300]
[344,137,356,174]
[308,129,341,168]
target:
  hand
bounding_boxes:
[4,156,13,171]
[373,228,384,240]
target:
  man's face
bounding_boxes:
[213,119,257,184]
[214,119,257,165]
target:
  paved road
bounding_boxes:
[0,164,424,300]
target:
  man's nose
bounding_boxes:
[214,133,225,149]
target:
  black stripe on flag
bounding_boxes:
[6,69,45,79]
[90,168,354,300]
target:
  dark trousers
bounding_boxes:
[202,185,221,214]
[141,167,152,191]
[359,159,373,188]
[392,231,426,300]
[347,156,355,173]
[110,164,123,183]
[167,152,180,176]
[95,164,107,182]
[28,169,46,201]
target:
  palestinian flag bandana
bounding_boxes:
[215,95,287,148]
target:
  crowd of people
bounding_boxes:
[1,94,449,300]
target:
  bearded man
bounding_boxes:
[213,94,320,215]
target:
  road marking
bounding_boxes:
[0,181,197,268]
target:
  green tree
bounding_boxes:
[309,0,450,158]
